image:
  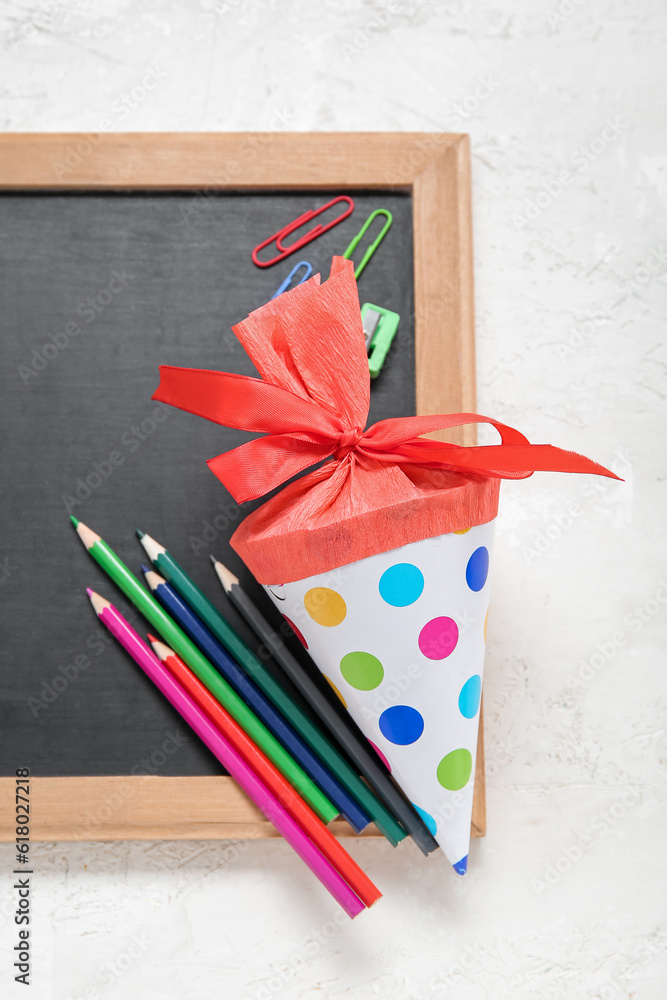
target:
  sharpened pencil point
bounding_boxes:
[210,554,217,565]
[140,565,151,576]
[86,589,110,615]
[136,530,165,563]
[70,516,80,527]
[212,559,240,593]
[147,633,158,644]
[136,528,145,539]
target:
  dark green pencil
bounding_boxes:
[70,517,337,822]
[137,529,408,847]
[212,558,440,857]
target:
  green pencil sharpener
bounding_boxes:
[360,302,400,379]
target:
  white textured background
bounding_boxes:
[1,1,666,998]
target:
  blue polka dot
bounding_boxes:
[379,563,424,607]
[466,546,489,592]
[378,705,424,745]
[413,803,437,836]
[458,674,482,719]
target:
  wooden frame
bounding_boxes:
[0,132,483,841]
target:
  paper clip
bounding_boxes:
[342,209,393,279]
[252,196,355,268]
[271,261,313,299]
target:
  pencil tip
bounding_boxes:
[140,565,151,576]
[209,554,217,565]
[136,528,145,539]
[70,516,80,527]
[211,558,239,592]
[452,855,468,876]
[86,589,109,615]
[147,633,158,644]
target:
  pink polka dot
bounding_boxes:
[418,617,459,660]
[282,615,308,649]
[368,740,392,772]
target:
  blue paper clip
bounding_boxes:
[271,261,313,299]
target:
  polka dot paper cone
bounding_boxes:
[263,519,494,872]
[154,255,619,873]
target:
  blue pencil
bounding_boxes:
[141,567,371,833]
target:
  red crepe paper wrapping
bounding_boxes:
[153,257,619,584]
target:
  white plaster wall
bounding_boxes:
[1,1,665,997]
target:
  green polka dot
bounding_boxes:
[436,748,473,790]
[340,651,384,691]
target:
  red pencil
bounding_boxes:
[148,634,382,909]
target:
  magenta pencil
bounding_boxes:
[86,588,365,919]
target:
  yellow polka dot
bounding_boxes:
[484,607,489,643]
[304,587,347,627]
[324,676,347,709]
[454,527,471,534]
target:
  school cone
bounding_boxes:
[151,255,620,873]
[260,519,495,875]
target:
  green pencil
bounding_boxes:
[70,517,337,823]
[137,530,407,847]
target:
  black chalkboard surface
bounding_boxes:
[0,190,415,778]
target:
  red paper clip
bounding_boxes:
[251,196,354,268]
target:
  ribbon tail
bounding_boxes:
[394,441,622,480]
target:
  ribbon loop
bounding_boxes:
[151,257,621,504]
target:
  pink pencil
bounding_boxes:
[86,588,365,919]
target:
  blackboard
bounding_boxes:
[0,190,415,778]
[0,132,479,841]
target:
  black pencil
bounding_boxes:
[211,557,440,856]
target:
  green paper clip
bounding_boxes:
[361,302,400,379]
[343,209,393,279]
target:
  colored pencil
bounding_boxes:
[142,566,370,834]
[149,635,381,909]
[86,592,365,918]
[137,530,406,847]
[212,558,441,857]
[70,518,336,823]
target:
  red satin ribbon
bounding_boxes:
[153,365,621,505]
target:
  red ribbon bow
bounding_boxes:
[153,258,620,504]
